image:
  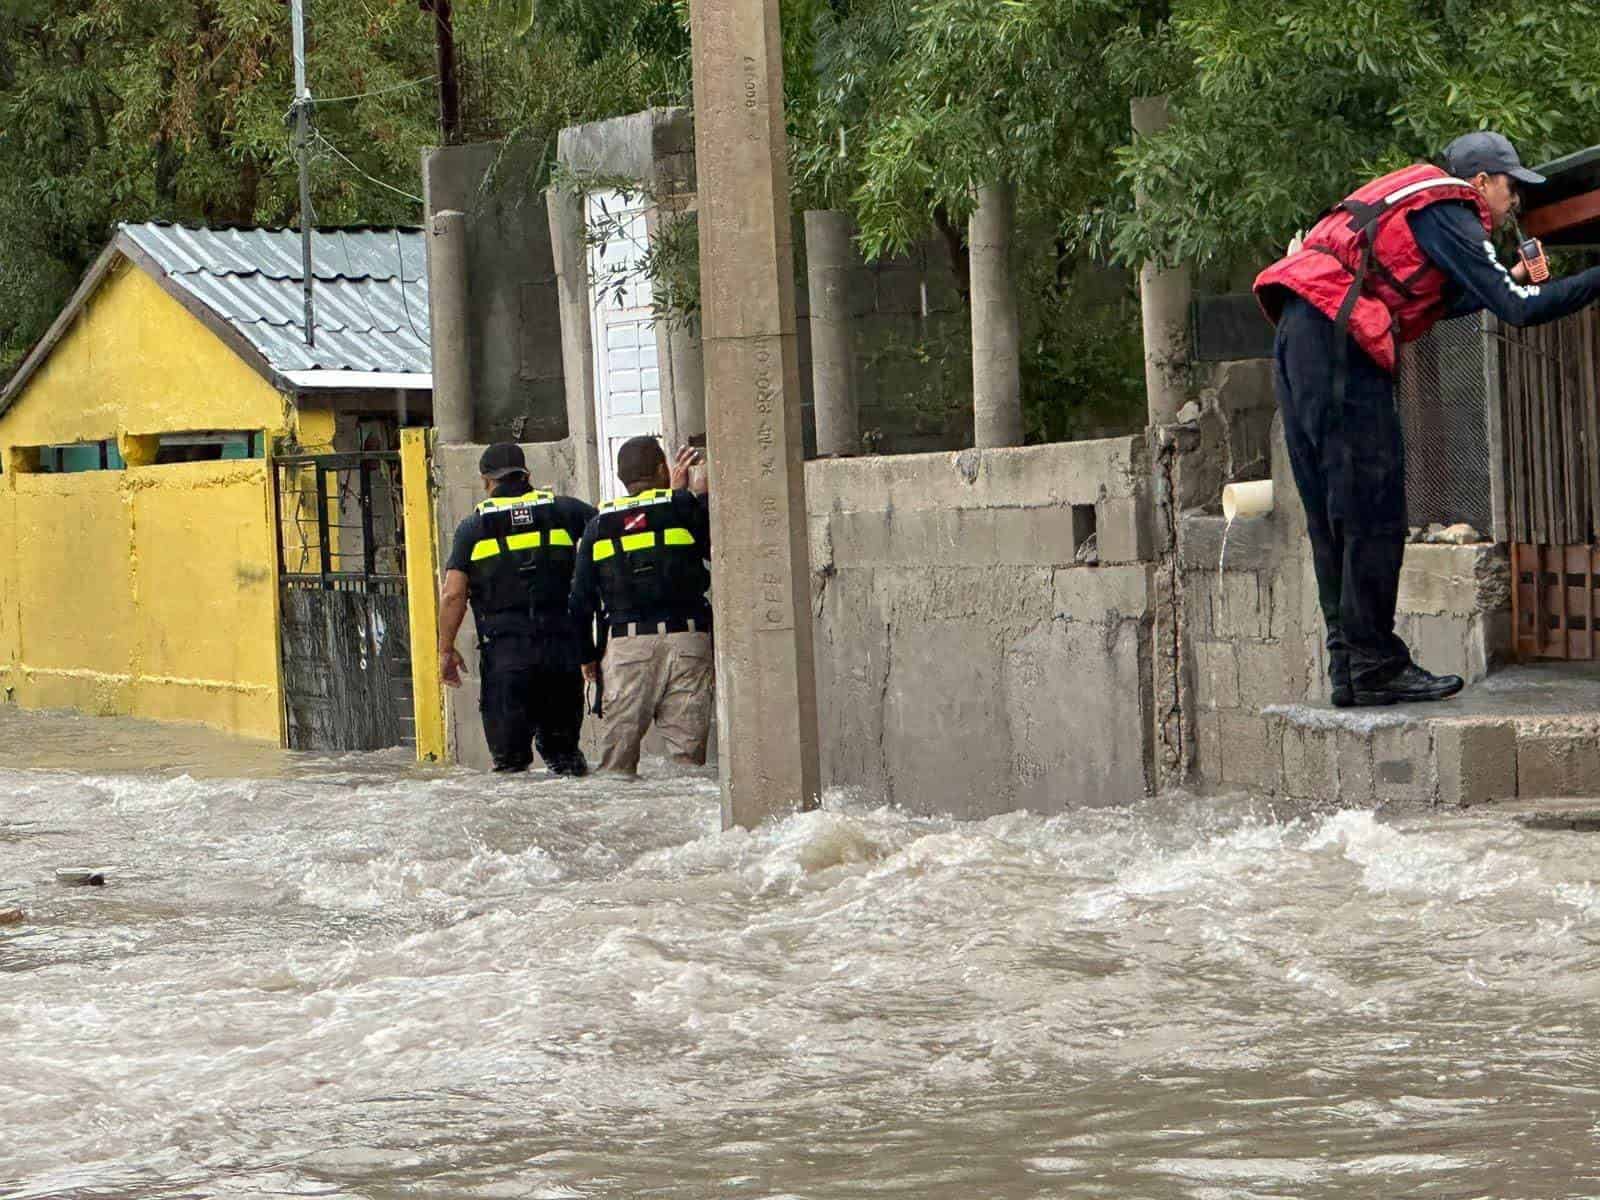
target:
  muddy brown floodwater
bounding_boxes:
[4,706,1600,1198]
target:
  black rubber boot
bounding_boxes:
[547,752,589,778]
[1330,652,1354,709]
[1352,663,1465,707]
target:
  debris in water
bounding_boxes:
[55,868,105,887]
[0,906,24,925]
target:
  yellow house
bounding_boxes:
[0,223,432,743]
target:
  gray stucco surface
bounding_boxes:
[423,142,566,444]
[806,439,1157,818]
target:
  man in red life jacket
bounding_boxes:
[1255,131,1600,707]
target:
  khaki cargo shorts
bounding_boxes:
[597,630,714,774]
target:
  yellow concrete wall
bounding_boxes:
[0,255,293,740]
[0,262,294,447]
[0,462,282,741]
[127,462,280,735]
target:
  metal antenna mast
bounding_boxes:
[292,0,315,347]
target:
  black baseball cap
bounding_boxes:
[478,442,527,479]
[1443,131,1546,186]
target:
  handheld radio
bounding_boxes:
[1515,224,1550,284]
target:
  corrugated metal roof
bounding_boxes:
[118,222,431,376]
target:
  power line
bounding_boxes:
[394,228,426,345]
[314,75,437,105]
[313,130,424,205]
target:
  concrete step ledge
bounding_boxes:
[1244,702,1600,810]
[1468,798,1600,830]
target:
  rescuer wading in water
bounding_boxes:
[569,437,713,776]
[437,443,597,775]
[1255,131,1600,707]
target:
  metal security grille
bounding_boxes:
[273,452,414,750]
[1396,314,1497,536]
[1498,308,1600,660]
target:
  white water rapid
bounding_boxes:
[4,708,1600,1198]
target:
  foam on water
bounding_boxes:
[4,707,1600,1197]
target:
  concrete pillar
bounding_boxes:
[426,209,472,443]
[546,186,602,501]
[667,322,706,443]
[1131,96,1192,426]
[689,0,821,829]
[969,182,1023,449]
[804,209,859,457]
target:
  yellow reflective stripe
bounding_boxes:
[475,491,554,513]
[470,529,574,560]
[592,527,693,560]
[599,489,672,512]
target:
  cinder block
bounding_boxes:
[1404,613,1476,682]
[1434,721,1517,808]
[1218,711,1282,791]
[829,509,896,568]
[1195,640,1240,710]
[1097,494,1153,563]
[1372,723,1436,807]
[808,515,834,575]
[1236,641,1293,711]
[1397,545,1505,617]
[995,506,1077,566]
[1194,708,1221,781]
[1181,513,1278,573]
[1053,565,1152,623]
[1213,571,1271,640]
[1281,723,1334,801]
[1332,728,1376,807]
[1516,732,1600,798]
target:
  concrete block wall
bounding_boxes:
[423,142,567,445]
[805,437,1157,818]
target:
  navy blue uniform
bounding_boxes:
[1277,203,1600,690]
[446,481,596,773]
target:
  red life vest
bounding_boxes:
[1254,164,1493,374]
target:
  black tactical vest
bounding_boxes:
[589,489,708,618]
[465,492,577,635]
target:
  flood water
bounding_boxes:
[5,708,1600,1198]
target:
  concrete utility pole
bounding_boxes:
[1131,96,1192,425]
[688,0,822,829]
[291,0,315,347]
[969,182,1023,448]
[804,209,859,457]
[427,209,472,443]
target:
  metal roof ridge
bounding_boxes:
[118,219,425,235]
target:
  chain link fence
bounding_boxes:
[1396,314,1497,537]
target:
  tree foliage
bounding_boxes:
[0,0,661,376]
[1114,0,1600,270]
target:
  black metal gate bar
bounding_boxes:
[272,450,413,750]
